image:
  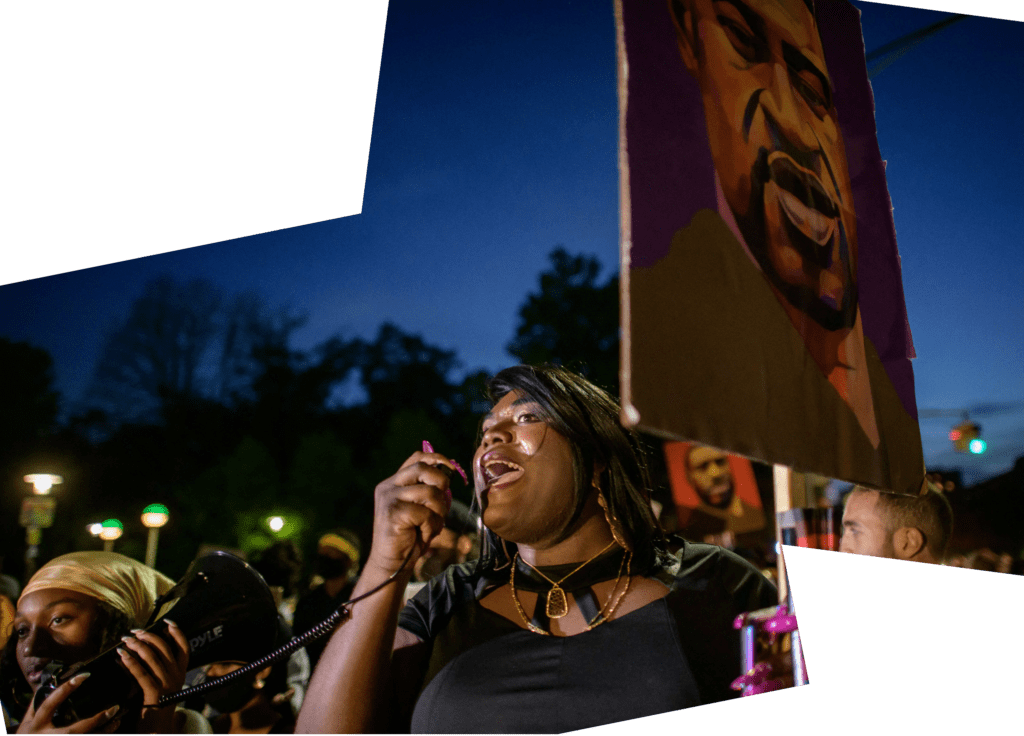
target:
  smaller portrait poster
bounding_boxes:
[665,442,766,545]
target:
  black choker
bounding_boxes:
[510,547,627,595]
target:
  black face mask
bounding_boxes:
[203,673,258,714]
[315,554,349,580]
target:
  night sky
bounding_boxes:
[1,0,1021,484]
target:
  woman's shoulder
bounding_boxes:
[658,539,778,608]
[397,561,485,642]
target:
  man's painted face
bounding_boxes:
[676,0,858,331]
[686,446,734,509]
[839,490,894,557]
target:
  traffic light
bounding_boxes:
[950,421,984,453]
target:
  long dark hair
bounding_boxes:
[475,364,666,573]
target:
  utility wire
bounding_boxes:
[866,13,970,79]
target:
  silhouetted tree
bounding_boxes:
[86,277,306,427]
[0,338,60,453]
[356,323,463,420]
[87,277,222,423]
[0,338,62,579]
[506,248,619,393]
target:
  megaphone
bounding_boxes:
[32,551,279,726]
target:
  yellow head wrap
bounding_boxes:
[19,552,176,629]
[317,533,360,563]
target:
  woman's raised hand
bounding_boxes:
[365,446,462,578]
[116,619,190,733]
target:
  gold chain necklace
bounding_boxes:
[585,548,632,631]
[516,540,616,619]
[509,547,632,635]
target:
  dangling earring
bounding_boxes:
[594,481,632,551]
[254,678,266,690]
[473,492,512,571]
[494,535,513,571]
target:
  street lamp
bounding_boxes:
[24,474,62,494]
[20,474,62,578]
[99,519,123,552]
[141,504,169,568]
[267,516,285,533]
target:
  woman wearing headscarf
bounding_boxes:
[297,365,777,733]
[2,551,204,733]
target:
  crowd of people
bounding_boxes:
[0,364,1011,733]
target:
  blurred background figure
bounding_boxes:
[840,485,953,563]
[0,557,18,650]
[404,500,480,604]
[200,654,295,734]
[251,542,310,717]
[292,529,361,669]
[251,542,304,627]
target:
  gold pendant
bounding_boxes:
[546,586,569,618]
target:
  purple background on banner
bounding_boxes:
[622,0,918,419]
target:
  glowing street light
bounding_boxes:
[88,523,104,536]
[24,474,63,495]
[267,516,285,533]
[100,519,123,552]
[141,504,170,568]
[21,473,62,578]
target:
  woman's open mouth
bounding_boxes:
[481,455,525,489]
[25,664,48,686]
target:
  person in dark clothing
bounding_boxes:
[297,365,777,733]
[292,530,360,670]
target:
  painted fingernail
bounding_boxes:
[130,628,146,635]
[117,646,128,656]
[105,705,120,718]
[422,440,435,453]
[450,459,469,485]
[70,672,91,686]
[163,619,178,628]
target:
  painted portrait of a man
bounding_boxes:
[664,442,767,545]
[618,0,923,494]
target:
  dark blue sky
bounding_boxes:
[1,0,1021,483]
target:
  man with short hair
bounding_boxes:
[839,486,953,563]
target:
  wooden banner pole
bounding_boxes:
[772,463,792,605]
[774,463,810,686]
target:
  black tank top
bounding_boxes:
[399,542,777,733]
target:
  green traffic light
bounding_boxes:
[968,439,987,454]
